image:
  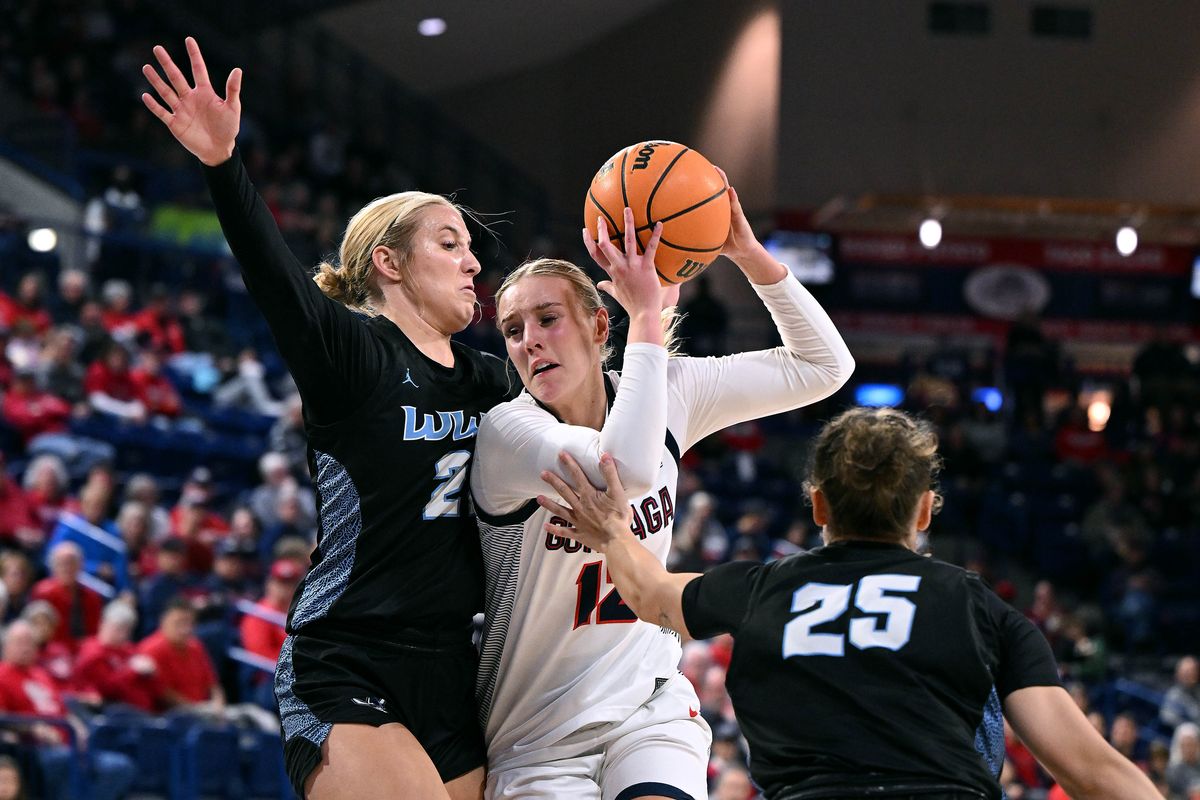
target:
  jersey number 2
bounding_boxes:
[574,561,638,629]
[782,574,921,657]
[423,451,471,519]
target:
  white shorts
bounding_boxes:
[487,674,711,800]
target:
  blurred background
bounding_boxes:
[0,1,1198,798]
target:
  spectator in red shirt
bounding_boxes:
[0,619,136,800]
[84,342,145,423]
[239,558,300,666]
[132,286,185,354]
[136,598,222,712]
[0,451,41,551]
[0,619,71,731]
[130,349,181,419]
[98,279,137,341]
[1,367,71,444]
[168,467,229,538]
[74,601,159,712]
[0,273,53,334]
[19,601,77,695]
[29,541,103,651]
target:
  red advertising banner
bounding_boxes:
[836,233,1193,276]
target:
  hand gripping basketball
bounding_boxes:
[582,207,665,321]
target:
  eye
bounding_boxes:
[442,241,457,250]
[540,315,558,326]
[504,326,521,339]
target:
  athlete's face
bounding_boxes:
[499,275,607,411]
[398,206,481,335]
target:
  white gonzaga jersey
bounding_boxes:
[471,273,854,774]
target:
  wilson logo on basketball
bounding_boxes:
[630,142,666,171]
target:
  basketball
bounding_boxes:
[584,141,730,285]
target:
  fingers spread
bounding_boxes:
[185,36,210,87]
[153,44,192,96]
[140,92,172,124]
[142,64,178,107]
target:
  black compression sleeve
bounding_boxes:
[203,150,381,422]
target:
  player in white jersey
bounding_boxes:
[471,185,855,800]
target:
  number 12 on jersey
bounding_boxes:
[574,561,638,629]
[782,574,922,658]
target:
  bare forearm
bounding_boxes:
[1055,754,1159,800]
[602,535,694,635]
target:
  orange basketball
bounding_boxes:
[584,141,730,285]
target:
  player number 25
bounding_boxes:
[782,574,922,658]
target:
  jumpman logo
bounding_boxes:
[402,368,419,388]
[351,696,388,714]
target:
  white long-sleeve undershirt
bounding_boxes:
[471,271,854,515]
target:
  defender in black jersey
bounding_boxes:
[540,410,1158,800]
[144,39,512,799]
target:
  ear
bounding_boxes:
[915,490,934,532]
[810,488,829,527]
[371,245,404,284]
[593,306,610,345]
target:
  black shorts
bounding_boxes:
[275,631,486,799]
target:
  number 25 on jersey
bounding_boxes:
[782,574,922,658]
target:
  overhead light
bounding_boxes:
[918,218,942,249]
[1115,226,1137,256]
[418,17,447,36]
[27,227,57,252]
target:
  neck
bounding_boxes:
[379,305,455,368]
[549,368,607,430]
[822,528,916,551]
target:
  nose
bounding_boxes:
[521,325,543,354]
[463,250,481,276]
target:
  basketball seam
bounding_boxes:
[603,183,730,245]
[646,147,690,224]
[657,237,723,254]
[588,188,623,241]
[656,269,678,284]
[620,147,631,217]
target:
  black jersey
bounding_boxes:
[682,541,1060,800]
[205,152,512,646]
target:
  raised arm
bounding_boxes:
[1004,687,1159,800]
[472,214,670,513]
[142,38,379,421]
[672,180,854,450]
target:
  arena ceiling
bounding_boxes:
[315,0,677,93]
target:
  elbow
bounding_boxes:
[831,348,856,391]
[609,455,657,497]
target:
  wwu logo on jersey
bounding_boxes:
[402,406,479,441]
[545,486,674,551]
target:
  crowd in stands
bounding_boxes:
[2,2,1200,798]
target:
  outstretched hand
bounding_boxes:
[142,37,242,167]
[538,452,632,552]
[582,208,665,319]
